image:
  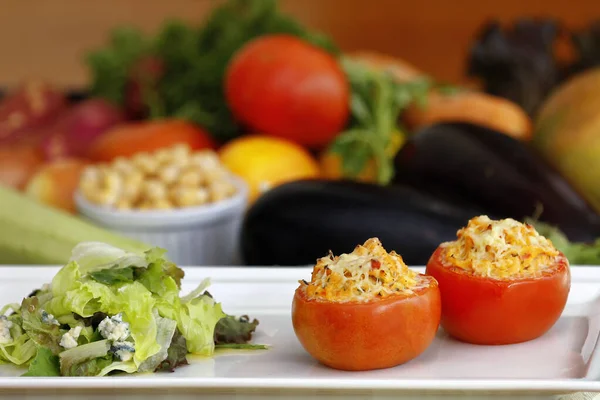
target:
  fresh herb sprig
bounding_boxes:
[329,58,433,185]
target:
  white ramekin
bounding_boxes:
[74,176,249,266]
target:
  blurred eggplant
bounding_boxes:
[241,179,494,266]
[393,123,600,242]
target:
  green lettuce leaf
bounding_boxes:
[138,260,180,304]
[155,329,188,372]
[150,279,225,357]
[22,347,60,376]
[137,314,177,373]
[51,261,81,296]
[69,242,148,274]
[23,347,60,376]
[59,339,111,376]
[214,315,259,345]
[20,298,63,355]
[0,335,37,366]
[66,355,114,377]
[89,267,135,285]
[47,265,161,368]
[45,281,106,319]
[110,283,160,365]
[180,278,210,304]
[178,295,225,356]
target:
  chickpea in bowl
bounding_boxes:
[75,144,248,266]
[79,144,238,211]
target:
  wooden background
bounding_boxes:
[1,0,600,89]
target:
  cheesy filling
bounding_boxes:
[441,215,562,279]
[300,238,423,302]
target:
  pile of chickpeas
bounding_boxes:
[79,144,238,210]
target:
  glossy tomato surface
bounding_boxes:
[291,275,441,371]
[225,35,349,148]
[425,247,571,345]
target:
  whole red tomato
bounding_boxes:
[291,275,441,371]
[425,247,571,345]
[225,35,350,148]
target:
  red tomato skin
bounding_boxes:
[291,275,441,371]
[225,35,350,148]
[425,247,571,345]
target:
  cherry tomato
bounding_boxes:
[225,35,350,149]
[291,275,441,371]
[425,247,571,345]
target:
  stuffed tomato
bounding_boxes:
[426,215,571,345]
[292,238,441,371]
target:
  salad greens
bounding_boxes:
[0,242,262,377]
[530,220,600,265]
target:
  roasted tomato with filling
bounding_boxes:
[292,238,441,371]
[426,215,571,346]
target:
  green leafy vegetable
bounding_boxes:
[529,219,600,264]
[22,347,60,377]
[20,298,63,355]
[0,335,37,366]
[0,241,261,377]
[67,355,115,377]
[214,315,259,345]
[87,27,151,106]
[155,329,188,372]
[137,314,177,373]
[89,267,135,285]
[69,242,149,274]
[58,340,111,376]
[329,58,433,184]
[175,295,225,356]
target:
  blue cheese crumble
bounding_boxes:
[110,341,136,362]
[0,316,13,344]
[41,310,59,326]
[98,313,130,341]
[60,326,83,349]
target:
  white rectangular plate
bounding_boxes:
[0,265,600,400]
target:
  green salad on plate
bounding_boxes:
[0,242,262,377]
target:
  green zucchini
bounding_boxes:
[0,185,150,265]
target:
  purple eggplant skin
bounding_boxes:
[240,179,497,266]
[392,122,600,242]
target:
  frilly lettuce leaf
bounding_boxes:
[69,242,148,274]
[151,277,225,357]
[89,267,135,285]
[214,315,260,345]
[20,297,63,355]
[46,256,162,366]
[113,283,160,365]
[58,339,111,376]
[155,329,188,372]
[0,335,37,366]
[67,355,114,377]
[177,295,225,356]
[137,314,177,373]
